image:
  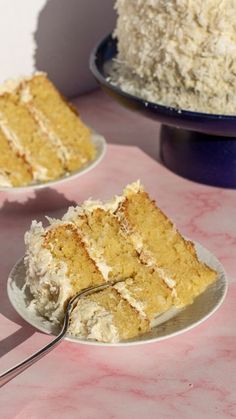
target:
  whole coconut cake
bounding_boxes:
[113,0,236,115]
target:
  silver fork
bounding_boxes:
[0,282,110,387]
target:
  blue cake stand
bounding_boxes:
[90,34,236,189]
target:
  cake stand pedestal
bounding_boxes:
[160,126,236,188]
[90,34,236,189]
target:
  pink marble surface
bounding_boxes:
[0,95,236,418]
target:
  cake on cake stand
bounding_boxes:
[90,34,236,189]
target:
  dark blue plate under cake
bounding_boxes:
[90,34,236,189]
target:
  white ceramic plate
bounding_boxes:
[0,132,106,192]
[7,241,228,346]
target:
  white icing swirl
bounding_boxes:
[68,299,119,343]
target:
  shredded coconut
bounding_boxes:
[68,299,119,342]
[112,0,236,115]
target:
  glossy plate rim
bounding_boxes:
[0,131,106,193]
[7,241,228,347]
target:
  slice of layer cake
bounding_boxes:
[25,74,95,172]
[24,181,217,342]
[0,73,96,187]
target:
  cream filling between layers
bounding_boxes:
[0,111,48,181]
[117,218,177,296]
[116,183,178,295]
[62,210,113,281]
[80,233,112,281]
[0,72,45,96]
[114,280,146,318]
[0,170,12,187]
[47,216,112,282]
[68,299,119,343]
[20,85,72,166]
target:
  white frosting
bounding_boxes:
[0,170,12,187]
[140,251,176,289]
[0,111,49,182]
[117,208,177,291]
[63,181,143,223]
[31,163,49,182]
[68,299,119,343]
[24,220,73,322]
[62,206,85,221]
[123,179,143,196]
[20,85,32,103]
[114,0,236,115]
[46,217,74,229]
[0,78,23,95]
[0,111,26,155]
[0,72,45,96]
[78,195,125,214]
[63,209,112,281]
[114,280,146,317]
[63,196,131,281]
[80,234,112,281]
[154,268,176,289]
[42,216,112,283]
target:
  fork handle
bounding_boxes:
[0,313,69,388]
[1,282,111,387]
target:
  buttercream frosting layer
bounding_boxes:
[68,299,119,343]
[24,221,73,322]
[113,0,236,115]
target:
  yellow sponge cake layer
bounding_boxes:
[114,275,173,321]
[117,189,217,307]
[25,74,95,171]
[0,92,65,182]
[43,223,105,294]
[69,288,149,342]
[0,128,32,187]
[76,208,174,318]
[78,208,144,280]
